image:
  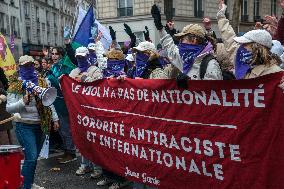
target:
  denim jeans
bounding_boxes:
[15,122,43,189]
[57,112,76,154]
[80,156,102,172]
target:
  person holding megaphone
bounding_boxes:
[6,55,59,189]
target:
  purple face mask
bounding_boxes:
[103,59,126,78]
[178,43,205,74]
[88,52,97,65]
[235,45,253,79]
[76,56,89,72]
[135,52,149,77]
[19,64,38,85]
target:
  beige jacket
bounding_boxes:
[160,29,223,80]
[217,17,283,78]
[69,66,103,82]
[149,68,169,79]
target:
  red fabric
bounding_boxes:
[61,72,284,189]
[0,151,24,189]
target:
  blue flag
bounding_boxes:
[73,6,94,46]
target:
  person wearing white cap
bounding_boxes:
[69,46,103,82]
[217,0,282,79]
[132,41,169,79]
[6,55,59,189]
[151,4,223,81]
[86,32,108,70]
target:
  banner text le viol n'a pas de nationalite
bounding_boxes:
[60,72,284,189]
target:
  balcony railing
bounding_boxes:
[117,7,133,17]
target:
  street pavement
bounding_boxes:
[34,152,132,189]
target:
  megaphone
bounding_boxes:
[22,81,57,107]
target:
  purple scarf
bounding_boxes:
[19,64,38,85]
[178,43,205,74]
[235,45,253,79]
[77,57,89,72]
[103,59,126,77]
[135,52,149,77]
[88,53,97,65]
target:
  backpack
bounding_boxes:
[199,54,236,80]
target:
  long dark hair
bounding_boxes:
[0,67,8,90]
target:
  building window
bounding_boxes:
[37,29,41,44]
[24,1,30,18]
[254,0,260,20]
[241,0,248,22]
[271,0,277,15]
[0,13,4,32]
[118,0,133,17]
[35,6,39,22]
[26,26,30,43]
[194,0,203,18]
[53,13,57,27]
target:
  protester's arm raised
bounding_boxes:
[95,32,107,70]
[159,29,183,72]
[151,4,183,72]
[217,1,239,67]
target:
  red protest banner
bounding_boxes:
[60,72,284,189]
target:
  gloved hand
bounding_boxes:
[64,26,71,39]
[143,26,150,41]
[176,73,190,89]
[151,4,163,30]
[124,23,135,38]
[109,26,116,40]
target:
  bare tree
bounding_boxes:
[231,0,242,33]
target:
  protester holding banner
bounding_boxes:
[132,41,169,79]
[6,55,59,189]
[217,0,283,79]
[69,47,103,82]
[151,5,223,81]
[103,48,126,78]
[46,48,77,164]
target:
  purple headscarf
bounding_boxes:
[178,43,205,74]
[235,45,253,79]
[103,60,126,77]
[19,64,38,85]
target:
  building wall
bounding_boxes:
[0,0,22,60]
[96,0,283,46]
[21,0,77,53]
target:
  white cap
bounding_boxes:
[233,29,272,49]
[125,54,134,62]
[87,43,96,51]
[270,40,284,57]
[75,47,89,57]
[19,55,34,65]
[133,41,156,52]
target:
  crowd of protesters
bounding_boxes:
[1,0,284,188]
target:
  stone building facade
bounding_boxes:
[21,0,78,55]
[95,0,282,46]
[0,0,22,60]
